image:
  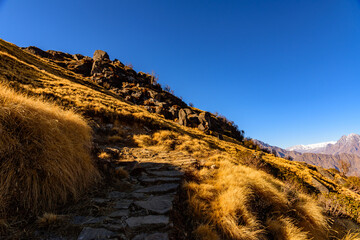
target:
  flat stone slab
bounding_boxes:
[114,199,133,209]
[108,210,129,218]
[103,223,126,231]
[71,216,108,225]
[126,215,169,230]
[108,191,128,199]
[132,232,169,240]
[108,191,146,200]
[134,195,173,214]
[134,184,179,194]
[139,177,181,184]
[138,162,165,169]
[77,227,117,240]
[147,171,184,177]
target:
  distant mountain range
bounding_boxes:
[254,133,360,176]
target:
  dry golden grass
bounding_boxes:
[342,231,360,240]
[185,160,329,240]
[0,85,99,218]
[98,151,111,159]
[134,130,211,156]
[193,224,220,240]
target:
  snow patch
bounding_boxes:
[287,141,336,152]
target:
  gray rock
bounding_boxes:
[139,177,181,184]
[108,191,128,199]
[71,216,108,225]
[147,171,184,177]
[178,108,188,126]
[77,227,117,240]
[73,54,84,61]
[134,195,173,214]
[114,199,133,209]
[134,184,179,194]
[132,232,169,240]
[108,210,129,218]
[130,192,147,200]
[93,50,109,61]
[103,223,126,231]
[126,215,169,230]
[108,191,146,200]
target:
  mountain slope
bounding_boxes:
[1,38,360,239]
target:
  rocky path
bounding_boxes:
[66,148,196,240]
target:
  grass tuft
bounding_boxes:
[0,85,100,217]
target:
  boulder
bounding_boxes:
[68,58,93,76]
[131,91,143,99]
[155,106,163,114]
[73,54,84,61]
[178,108,188,126]
[198,123,206,131]
[168,105,179,120]
[199,112,211,128]
[93,50,109,61]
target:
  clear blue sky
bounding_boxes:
[1,0,360,148]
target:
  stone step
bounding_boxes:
[114,199,133,209]
[108,209,129,218]
[126,215,169,230]
[134,195,174,214]
[134,184,179,194]
[107,191,146,200]
[71,216,109,225]
[146,171,184,177]
[138,176,181,184]
[77,227,117,240]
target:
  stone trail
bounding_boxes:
[64,149,196,240]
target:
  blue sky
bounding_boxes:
[1,0,360,148]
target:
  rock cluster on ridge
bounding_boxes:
[23,46,244,141]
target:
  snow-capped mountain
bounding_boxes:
[287,141,336,153]
[254,133,360,176]
[287,133,360,155]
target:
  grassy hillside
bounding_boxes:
[1,38,360,239]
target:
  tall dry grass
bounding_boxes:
[186,161,329,240]
[134,130,211,157]
[0,85,100,217]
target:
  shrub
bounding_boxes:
[0,86,100,217]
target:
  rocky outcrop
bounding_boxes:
[23,46,245,142]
